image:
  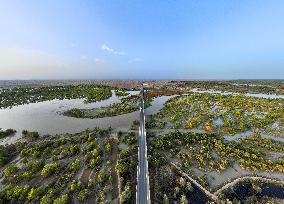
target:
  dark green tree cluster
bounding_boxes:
[0,128,16,139]
[22,130,39,140]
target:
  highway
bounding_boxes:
[136,85,151,204]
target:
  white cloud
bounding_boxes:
[94,58,105,63]
[101,44,127,55]
[101,44,113,52]
[128,57,143,63]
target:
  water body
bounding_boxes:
[145,96,174,115]
[213,117,224,126]
[223,181,284,201]
[0,91,171,145]
[1,89,282,145]
[0,91,138,143]
[224,131,284,143]
[232,83,274,88]
[191,89,284,99]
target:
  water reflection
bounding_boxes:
[145,96,173,115]
[0,91,139,141]
[0,91,169,145]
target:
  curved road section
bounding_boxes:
[136,86,151,204]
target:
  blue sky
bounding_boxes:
[0,0,284,79]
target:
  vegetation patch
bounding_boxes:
[0,128,16,139]
[0,85,112,109]
[171,80,284,95]
[0,128,139,204]
[149,93,284,137]
[147,130,284,203]
[22,130,39,140]
[64,95,153,118]
[114,89,129,97]
[149,130,284,191]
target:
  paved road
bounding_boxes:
[136,86,151,204]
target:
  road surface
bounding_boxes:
[136,86,151,204]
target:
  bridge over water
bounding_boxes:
[136,85,151,204]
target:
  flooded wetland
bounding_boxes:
[0,81,283,203]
